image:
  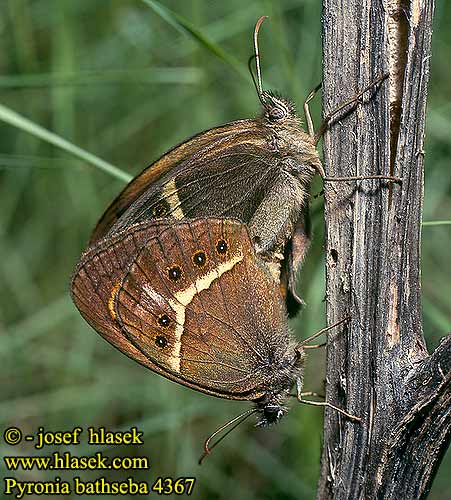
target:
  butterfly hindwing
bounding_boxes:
[71,222,167,366]
[113,218,291,399]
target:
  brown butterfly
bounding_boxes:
[71,218,304,427]
[85,17,397,318]
[88,17,322,317]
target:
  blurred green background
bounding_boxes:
[0,0,449,499]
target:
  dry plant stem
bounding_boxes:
[318,1,450,499]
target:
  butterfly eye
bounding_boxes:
[158,314,170,327]
[216,240,228,255]
[167,266,183,282]
[155,335,168,348]
[192,251,207,267]
[152,202,168,218]
[268,106,286,121]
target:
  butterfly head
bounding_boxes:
[260,91,297,122]
[256,402,287,427]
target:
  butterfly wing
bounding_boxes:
[90,118,311,259]
[73,218,292,401]
[89,119,262,244]
[281,207,311,316]
[71,222,168,366]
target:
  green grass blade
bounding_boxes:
[142,0,249,80]
[0,103,132,182]
[422,220,451,226]
[0,68,203,87]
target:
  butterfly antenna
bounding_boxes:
[198,408,258,465]
[248,54,263,104]
[253,15,268,103]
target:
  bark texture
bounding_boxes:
[318,0,451,499]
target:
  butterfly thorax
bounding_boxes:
[254,342,305,426]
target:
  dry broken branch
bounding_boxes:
[318,0,450,498]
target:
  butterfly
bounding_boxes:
[87,17,322,317]
[71,217,305,428]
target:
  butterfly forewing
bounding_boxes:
[89,120,261,244]
[106,136,278,238]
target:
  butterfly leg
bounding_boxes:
[303,82,322,139]
[300,390,324,398]
[313,73,389,144]
[299,316,350,348]
[296,378,361,422]
[280,209,311,316]
[304,76,401,183]
[303,342,326,350]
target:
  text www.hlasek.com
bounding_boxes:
[3,425,196,497]
[4,452,149,471]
